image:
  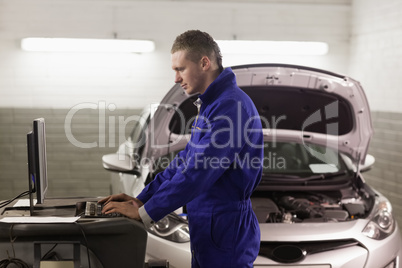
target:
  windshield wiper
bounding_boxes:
[262,170,347,182]
[298,170,347,182]
[261,173,304,181]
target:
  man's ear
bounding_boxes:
[201,56,211,70]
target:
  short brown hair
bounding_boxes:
[171,30,223,72]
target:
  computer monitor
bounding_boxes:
[27,118,48,215]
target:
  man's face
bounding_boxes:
[171,50,207,95]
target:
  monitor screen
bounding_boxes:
[27,118,48,208]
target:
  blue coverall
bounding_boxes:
[137,67,263,267]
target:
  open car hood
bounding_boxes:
[232,64,373,166]
[148,64,373,168]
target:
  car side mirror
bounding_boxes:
[102,153,141,176]
[360,154,375,173]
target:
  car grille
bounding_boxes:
[259,239,361,263]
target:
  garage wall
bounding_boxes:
[349,0,402,227]
[366,112,402,226]
[349,0,402,112]
[0,107,142,199]
[0,0,351,109]
[0,0,352,200]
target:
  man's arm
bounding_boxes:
[140,99,256,222]
[98,150,189,220]
[136,148,189,204]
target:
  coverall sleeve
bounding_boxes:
[136,148,189,204]
[138,98,259,222]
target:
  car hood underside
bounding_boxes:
[232,64,374,167]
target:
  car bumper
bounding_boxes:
[145,233,191,268]
[145,222,402,268]
[254,224,402,267]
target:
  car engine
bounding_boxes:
[251,191,371,223]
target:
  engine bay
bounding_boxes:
[251,188,373,223]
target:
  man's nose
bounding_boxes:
[174,72,182,84]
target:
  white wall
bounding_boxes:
[349,0,402,112]
[348,0,402,227]
[0,0,351,109]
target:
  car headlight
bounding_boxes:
[147,213,190,243]
[362,197,395,240]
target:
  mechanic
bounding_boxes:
[100,30,264,268]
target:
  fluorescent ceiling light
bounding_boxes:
[21,38,155,53]
[216,40,328,56]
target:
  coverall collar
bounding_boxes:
[198,67,236,105]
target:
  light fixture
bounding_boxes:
[216,40,328,56]
[21,38,155,53]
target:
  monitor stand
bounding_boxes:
[2,205,76,217]
[1,207,31,217]
[28,179,35,216]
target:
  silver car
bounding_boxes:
[103,64,402,268]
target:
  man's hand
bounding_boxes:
[99,193,144,220]
[102,200,141,220]
[99,193,132,204]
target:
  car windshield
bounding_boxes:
[263,141,349,178]
[151,141,349,180]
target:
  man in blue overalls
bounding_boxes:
[101,30,263,267]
